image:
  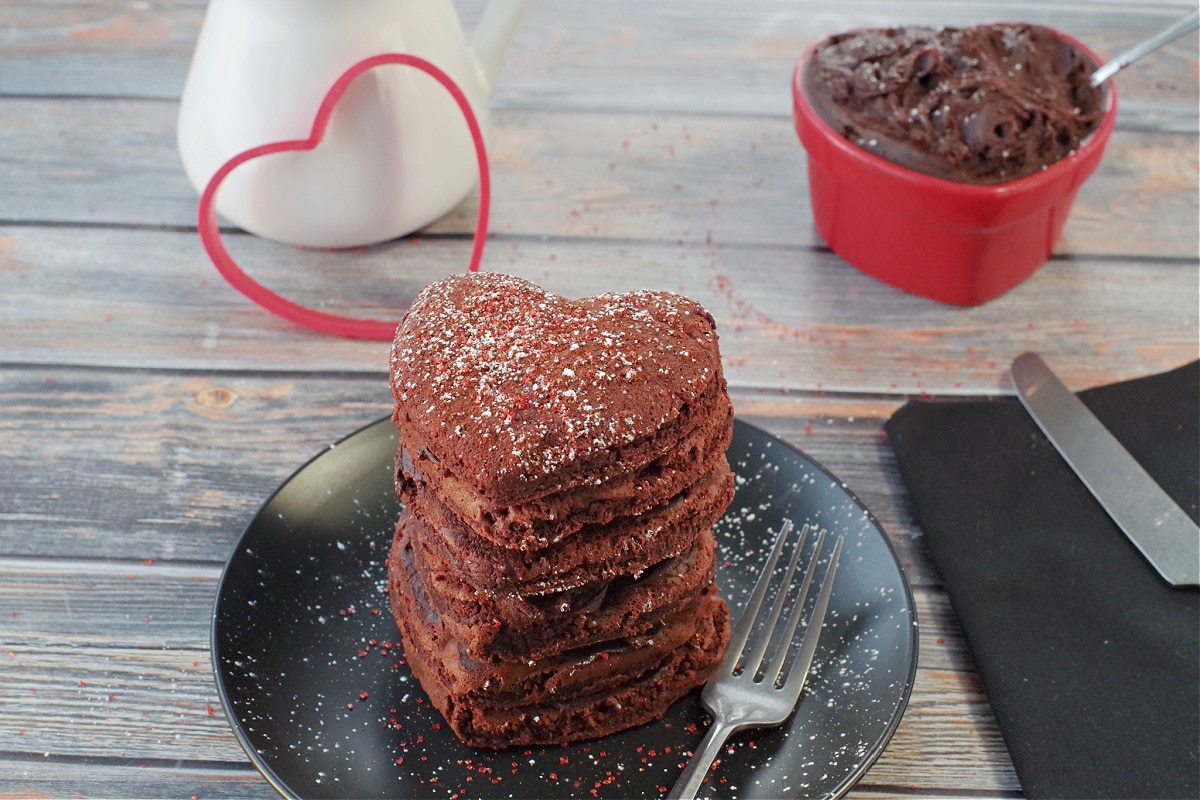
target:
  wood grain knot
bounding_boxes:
[195,386,238,409]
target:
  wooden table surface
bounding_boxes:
[1,1,1196,798]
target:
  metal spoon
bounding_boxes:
[1090,8,1200,86]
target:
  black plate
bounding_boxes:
[213,418,917,799]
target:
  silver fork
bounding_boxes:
[667,520,843,800]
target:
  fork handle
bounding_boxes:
[666,718,739,800]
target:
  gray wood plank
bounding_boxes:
[0,366,948,584]
[0,1,204,99]
[1,0,1195,129]
[0,367,392,564]
[2,558,220,646]
[0,762,994,800]
[0,760,279,800]
[1,98,1196,261]
[0,657,1018,796]
[1,642,243,762]
[3,362,1194,589]
[0,759,1015,800]
[485,0,1200,124]
[0,555,968,668]
[0,226,1194,390]
[0,566,1014,792]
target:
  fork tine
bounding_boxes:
[781,534,843,699]
[671,525,840,800]
[717,520,805,675]
[742,527,820,684]
[759,529,826,687]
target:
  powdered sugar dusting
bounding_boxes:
[217,417,917,799]
[390,272,718,480]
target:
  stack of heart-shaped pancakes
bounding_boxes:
[386,272,733,748]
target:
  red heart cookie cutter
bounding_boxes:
[197,53,490,340]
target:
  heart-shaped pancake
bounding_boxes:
[389,272,724,505]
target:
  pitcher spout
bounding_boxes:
[470,0,534,94]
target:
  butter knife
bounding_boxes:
[1010,352,1199,587]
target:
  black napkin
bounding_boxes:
[885,361,1199,800]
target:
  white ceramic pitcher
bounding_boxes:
[178,0,532,249]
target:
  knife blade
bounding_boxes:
[1010,352,1199,587]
